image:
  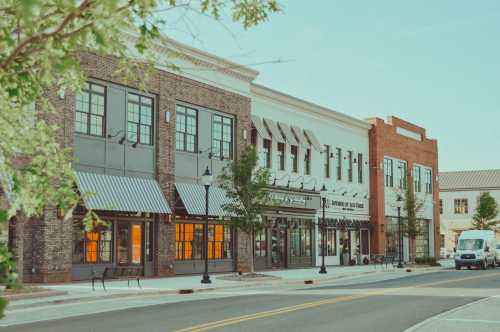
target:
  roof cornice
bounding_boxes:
[251,83,372,130]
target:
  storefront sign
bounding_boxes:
[324,196,368,215]
[268,190,320,209]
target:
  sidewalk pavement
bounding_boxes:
[9,261,451,310]
[406,296,500,332]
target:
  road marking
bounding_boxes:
[174,271,500,332]
[437,318,500,324]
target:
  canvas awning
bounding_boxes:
[263,118,285,143]
[304,129,323,152]
[175,183,234,217]
[277,122,298,145]
[75,171,171,214]
[291,126,310,149]
[251,115,270,140]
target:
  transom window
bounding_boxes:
[176,105,197,152]
[176,223,232,260]
[212,115,233,159]
[127,93,153,145]
[75,82,106,136]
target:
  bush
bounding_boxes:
[415,256,440,266]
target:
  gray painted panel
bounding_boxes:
[107,86,126,140]
[175,152,198,179]
[105,168,123,176]
[125,145,154,174]
[75,164,105,174]
[72,264,113,281]
[74,136,106,167]
[107,143,125,170]
[174,260,234,274]
[125,170,153,179]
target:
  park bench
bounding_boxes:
[371,254,396,269]
[91,267,142,291]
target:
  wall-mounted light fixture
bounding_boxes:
[243,129,247,140]
[165,111,171,123]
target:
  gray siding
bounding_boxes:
[74,81,155,178]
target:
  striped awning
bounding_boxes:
[175,183,234,217]
[75,172,171,214]
[291,126,310,149]
[277,122,298,145]
[263,118,285,143]
[304,129,323,152]
[251,115,270,140]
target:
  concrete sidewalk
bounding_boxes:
[406,296,500,331]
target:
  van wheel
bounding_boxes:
[481,260,487,270]
[492,260,496,269]
[455,265,461,270]
[467,265,471,270]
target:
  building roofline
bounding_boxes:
[251,83,372,130]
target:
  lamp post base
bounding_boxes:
[397,262,404,268]
[201,274,212,284]
[319,265,327,274]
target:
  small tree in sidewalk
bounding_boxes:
[218,146,272,274]
[471,192,498,230]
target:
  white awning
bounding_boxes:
[277,122,298,145]
[263,118,285,143]
[304,129,323,152]
[291,126,310,149]
[251,115,270,140]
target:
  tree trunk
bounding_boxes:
[249,227,255,274]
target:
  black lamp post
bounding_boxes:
[396,195,404,269]
[319,185,328,274]
[201,166,213,284]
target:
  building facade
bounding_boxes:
[368,117,439,261]
[439,170,500,254]
[251,84,371,269]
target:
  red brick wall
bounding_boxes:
[368,116,440,258]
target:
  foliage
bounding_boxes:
[414,256,439,266]
[219,145,272,272]
[471,192,499,230]
[400,174,425,238]
[0,0,280,317]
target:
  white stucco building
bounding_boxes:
[440,170,500,254]
[250,84,371,269]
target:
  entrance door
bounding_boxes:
[143,221,154,277]
[116,222,143,267]
[271,225,286,268]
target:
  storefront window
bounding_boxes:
[415,220,430,258]
[176,223,232,260]
[131,224,142,265]
[361,229,369,255]
[290,219,312,257]
[255,229,267,257]
[318,226,336,256]
[73,222,112,264]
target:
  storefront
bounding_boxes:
[385,217,430,261]
[72,172,171,281]
[316,194,370,266]
[173,183,235,274]
[255,187,320,270]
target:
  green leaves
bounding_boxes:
[472,192,499,230]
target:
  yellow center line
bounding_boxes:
[174,271,500,332]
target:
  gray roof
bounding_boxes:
[439,170,500,191]
[75,172,171,214]
[175,183,235,217]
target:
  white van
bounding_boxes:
[454,230,497,270]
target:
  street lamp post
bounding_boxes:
[396,195,404,268]
[201,166,213,284]
[319,185,328,274]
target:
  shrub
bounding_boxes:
[415,256,440,266]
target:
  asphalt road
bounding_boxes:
[4,269,500,332]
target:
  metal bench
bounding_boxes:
[91,267,142,291]
[371,254,395,269]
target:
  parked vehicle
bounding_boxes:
[440,247,450,259]
[496,244,500,266]
[454,230,496,270]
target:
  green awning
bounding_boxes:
[175,183,234,217]
[75,171,171,214]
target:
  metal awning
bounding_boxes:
[277,122,298,145]
[263,118,285,143]
[304,129,323,152]
[175,183,234,217]
[75,172,171,214]
[291,126,310,149]
[251,115,270,140]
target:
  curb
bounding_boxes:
[3,290,68,302]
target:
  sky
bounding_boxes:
[161,1,500,172]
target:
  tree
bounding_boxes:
[0,0,279,313]
[401,174,425,239]
[471,192,498,230]
[218,145,272,274]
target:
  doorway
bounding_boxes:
[271,222,287,268]
[116,222,143,266]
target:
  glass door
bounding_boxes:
[116,222,143,266]
[271,220,286,268]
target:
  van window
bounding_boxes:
[496,244,500,250]
[458,239,483,250]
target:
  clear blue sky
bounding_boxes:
[162,1,500,172]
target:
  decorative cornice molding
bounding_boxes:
[251,83,372,130]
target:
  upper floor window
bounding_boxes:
[398,161,407,189]
[262,139,271,168]
[127,93,153,145]
[176,105,197,152]
[324,145,331,178]
[212,114,233,159]
[347,151,353,182]
[454,199,468,214]
[357,153,363,184]
[291,145,298,173]
[384,158,393,187]
[305,148,311,175]
[75,82,106,137]
[277,142,285,171]
[336,148,342,181]
[424,168,432,194]
[439,199,443,214]
[413,166,422,193]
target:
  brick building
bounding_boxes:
[8,35,256,283]
[368,116,440,260]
